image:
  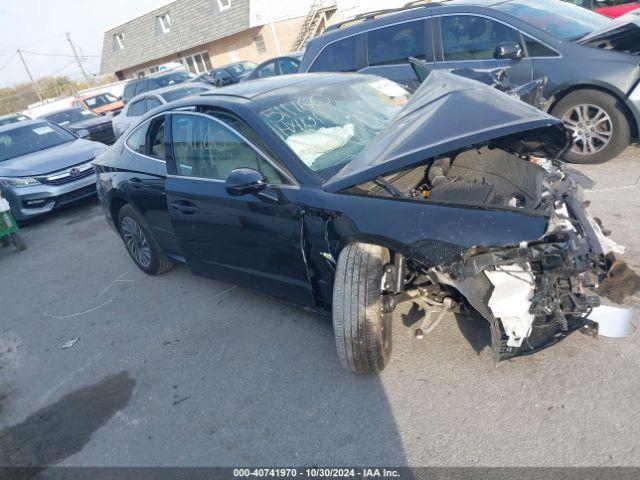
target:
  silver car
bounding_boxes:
[112,83,213,139]
[0,120,107,220]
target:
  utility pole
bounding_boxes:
[66,32,90,82]
[16,49,43,102]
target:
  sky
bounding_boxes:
[0,0,172,87]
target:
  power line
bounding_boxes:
[19,49,101,58]
[0,52,17,74]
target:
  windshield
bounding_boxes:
[495,0,613,40]
[0,122,76,162]
[84,93,118,108]
[227,61,257,78]
[45,108,97,126]
[157,71,193,87]
[161,86,208,102]
[258,78,409,174]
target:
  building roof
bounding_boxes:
[100,0,251,75]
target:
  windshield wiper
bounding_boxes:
[373,177,406,198]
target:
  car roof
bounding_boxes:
[78,92,113,99]
[0,118,50,134]
[127,70,190,84]
[215,61,256,71]
[43,107,85,116]
[201,72,359,100]
[318,0,506,38]
[128,83,212,104]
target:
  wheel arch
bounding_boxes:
[547,82,639,141]
[332,233,462,270]
[108,192,129,229]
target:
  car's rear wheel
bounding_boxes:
[332,242,392,373]
[551,89,630,164]
[117,204,173,275]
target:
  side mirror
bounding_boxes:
[494,42,523,61]
[225,168,267,196]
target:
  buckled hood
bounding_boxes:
[323,70,569,193]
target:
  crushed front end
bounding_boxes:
[430,159,636,361]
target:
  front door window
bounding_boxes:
[441,15,522,61]
[170,113,284,184]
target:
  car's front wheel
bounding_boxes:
[117,204,173,275]
[332,243,392,373]
[552,89,630,164]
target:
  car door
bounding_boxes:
[163,111,314,305]
[122,115,181,256]
[434,14,533,86]
[361,18,433,90]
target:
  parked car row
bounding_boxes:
[112,84,214,139]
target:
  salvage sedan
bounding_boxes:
[95,73,635,373]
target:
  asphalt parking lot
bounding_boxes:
[1,148,639,468]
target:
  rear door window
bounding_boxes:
[128,99,147,117]
[278,58,300,74]
[134,81,147,96]
[124,84,136,101]
[147,97,163,111]
[367,20,426,66]
[126,123,147,153]
[309,35,358,72]
[523,35,559,57]
[147,117,166,160]
[441,15,521,61]
[257,61,276,78]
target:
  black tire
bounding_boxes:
[9,232,26,251]
[551,89,630,164]
[117,204,173,275]
[332,242,392,373]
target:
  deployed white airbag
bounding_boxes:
[285,124,354,167]
[485,263,535,347]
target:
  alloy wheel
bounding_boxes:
[121,216,151,268]
[562,104,613,155]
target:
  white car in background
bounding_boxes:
[112,84,213,139]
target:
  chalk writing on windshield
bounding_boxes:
[259,94,331,138]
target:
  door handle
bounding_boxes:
[169,200,200,215]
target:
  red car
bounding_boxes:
[574,0,640,17]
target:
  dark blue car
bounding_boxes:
[95,73,632,373]
[299,0,640,164]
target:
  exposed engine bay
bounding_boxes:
[358,147,546,211]
[347,146,639,361]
